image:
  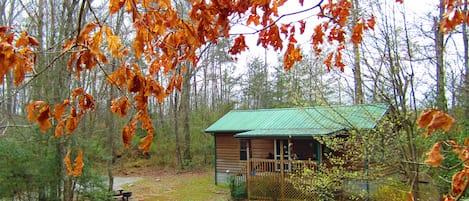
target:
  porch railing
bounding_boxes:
[245,158,318,200]
[248,158,317,174]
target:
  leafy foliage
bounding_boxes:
[6,0,404,177]
[415,109,469,201]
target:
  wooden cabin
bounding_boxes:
[205,103,388,199]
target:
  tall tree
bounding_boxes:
[435,0,448,111]
[351,0,365,105]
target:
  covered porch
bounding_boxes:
[235,133,329,200]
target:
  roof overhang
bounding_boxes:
[233,128,344,138]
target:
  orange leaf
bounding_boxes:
[72,87,84,100]
[367,15,375,30]
[417,109,455,137]
[299,20,306,34]
[175,74,183,91]
[64,148,84,176]
[53,99,70,121]
[427,111,455,136]
[139,133,153,154]
[351,23,364,45]
[15,32,31,47]
[79,93,95,111]
[55,120,65,137]
[104,26,123,58]
[442,195,455,201]
[122,120,138,148]
[36,104,51,133]
[109,0,126,14]
[452,170,467,195]
[424,141,444,167]
[77,23,98,43]
[111,96,131,117]
[407,192,414,201]
[417,108,438,129]
[65,107,78,134]
[229,34,248,55]
[26,101,46,121]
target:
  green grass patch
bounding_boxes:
[125,172,230,201]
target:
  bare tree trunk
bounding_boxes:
[182,66,192,164]
[173,90,183,168]
[435,1,448,111]
[463,0,469,119]
[352,0,365,105]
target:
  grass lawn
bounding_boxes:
[121,171,230,201]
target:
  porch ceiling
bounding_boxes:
[234,128,343,138]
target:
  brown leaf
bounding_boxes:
[417,109,455,137]
[442,195,455,201]
[109,0,126,14]
[64,148,84,177]
[122,120,138,148]
[53,99,70,121]
[424,141,444,167]
[407,192,414,201]
[55,120,65,137]
[452,170,467,195]
[65,107,78,134]
[428,111,455,132]
[417,109,438,128]
[36,104,51,133]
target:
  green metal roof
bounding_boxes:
[205,103,388,138]
[234,128,345,138]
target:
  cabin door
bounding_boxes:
[274,139,291,171]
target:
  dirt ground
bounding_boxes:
[113,170,230,201]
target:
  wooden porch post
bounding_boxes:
[317,141,322,169]
[246,140,251,200]
[280,140,286,200]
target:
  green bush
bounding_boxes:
[228,175,247,201]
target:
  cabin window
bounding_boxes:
[240,139,251,160]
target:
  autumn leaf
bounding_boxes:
[424,141,444,167]
[122,120,138,148]
[175,74,183,91]
[111,96,131,117]
[64,148,84,177]
[77,23,98,43]
[417,108,439,129]
[367,15,376,30]
[407,192,414,201]
[36,104,52,133]
[229,34,248,55]
[65,107,78,135]
[442,195,455,201]
[53,99,70,121]
[72,87,84,100]
[452,170,467,195]
[55,120,65,137]
[299,20,306,34]
[417,109,455,137]
[104,26,124,58]
[109,0,126,14]
[351,23,364,45]
[139,134,153,154]
[78,93,95,111]
[15,32,39,47]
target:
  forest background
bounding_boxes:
[1,0,469,200]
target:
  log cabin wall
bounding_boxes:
[215,134,275,184]
[251,138,274,159]
[215,133,245,184]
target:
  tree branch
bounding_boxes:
[230,0,325,36]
